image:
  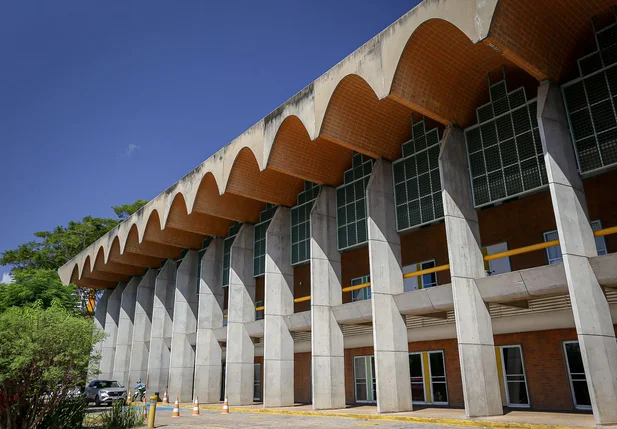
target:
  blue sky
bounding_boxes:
[0,1,419,275]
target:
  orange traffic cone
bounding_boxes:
[142,398,148,419]
[221,395,230,414]
[172,397,180,418]
[192,396,200,416]
[162,390,169,404]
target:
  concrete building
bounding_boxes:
[59,1,617,425]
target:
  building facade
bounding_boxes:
[61,0,617,425]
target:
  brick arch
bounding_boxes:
[80,254,126,284]
[192,171,263,223]
[268,115,352,186]
[71,261,115,289]
[225,146,304,206]
[124,224,181,261]
[390,18,518,128]
[487,0,615,83]
[320,74,412,161]
[142,209,203,249]
[166,192,230,237]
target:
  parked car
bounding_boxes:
[84,380,127,406]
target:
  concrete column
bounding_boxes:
[91,289,112,379]
[113,276,140,388]
[439,126,502,417]
[225,225,256,405]
[99,283,126,380]
[310,187,345,410]
[128,269,156,390]
[169,251,199,402]
[147,260,176,398]
[263,207,295,407]
[194,238,225,403]
[538,81,617,425]
[367,159,413,413]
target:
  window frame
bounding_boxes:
[403,259,437,292]
[497,344,530,408]
[350,275,371,302]
[544,219,607,265]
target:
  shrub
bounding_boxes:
[98,401,144,429]
[38,396,87,429]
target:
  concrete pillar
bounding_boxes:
[169,251,199,402]
[439,126,503,417]
[90,289,112,379]
[128,269,156,390]
[194,238,225,403]
[99,283,126,380]
[263,207,295,407]
[538,81,617,425]
[113,276,140,388]
[367,159,413,413]
[310,187,345,410]
[225,225,256,405]
[147,260,176,398]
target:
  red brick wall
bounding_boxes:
[341,326,617,410]
[341,246,370,303]
[401,223,450,285]
[584,169,617,253]
[294,264,311,313]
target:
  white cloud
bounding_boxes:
[1,272,14,284]
[125,144,140,157]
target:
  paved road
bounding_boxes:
[152,409,465,429]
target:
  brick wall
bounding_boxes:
[341,246,370,304]
[294,264,311,313]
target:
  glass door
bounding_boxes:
[563,342,591,409]
[253,363,262,402]
[409,353,425,403]
[499,345,530,407]
[429,351,448,404]
[354,356,376,403]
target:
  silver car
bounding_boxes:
[84,380,127,406]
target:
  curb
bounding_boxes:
[169,403,589,429]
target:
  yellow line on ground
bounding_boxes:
[173,404,590,429]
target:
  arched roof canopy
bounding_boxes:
[165,192,231,237]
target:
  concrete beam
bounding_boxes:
[113,277,140,388]
[225,225,256,405]
[194,238,225,403]
[439,126,502,418]
[91,289,112,380]
[168,251,199,402]
[99,283,126,380]
[538,81,617,425]
[147,260,176,398]
[263,207,295,407]
[366,159,412,413]
[310,187,345,410]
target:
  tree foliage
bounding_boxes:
[112,200,148,220]
[0,302,103,429]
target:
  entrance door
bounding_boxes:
[253,363,262,402]
[353,356,376,403]
[498,345,530,407]
[428,351,448,404]
[409,353,425,403]
[563,342,591,409]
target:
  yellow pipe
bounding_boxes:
[255,305,265,312]
[483,240,559,261]
[223,314,228,318]
[594,226,617,237]
[294,295,311,303]
[403,264,450,279]
[341,282,371,293]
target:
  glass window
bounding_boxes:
[253,363,261,402]
[351,276,371,301]
[353,356,376,403]
[429,351,448,404]
[544,220,607,265]
[222,223,242,287]
[499,345,530,407]
[563,341,592,409]
[291,182,320,266]
[483,242,512,276]
[403,260,437,292]
[255,301,264,320]
[253,204,277,277]
[409,353,425,403]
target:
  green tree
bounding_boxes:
[112,199,148,220]
[0,302,103,429]
[0,269,79,314]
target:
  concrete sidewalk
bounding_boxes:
[166,402,616,429]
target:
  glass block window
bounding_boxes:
[222,222,242,288]
[465,80,548,207]
[253,203,277,277]
[392,121,443,231]
[291,181,321,266]
[562,17,617,175]
[336,153,374,251]
[196,237,213,294]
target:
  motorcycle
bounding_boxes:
[131,381,146,403]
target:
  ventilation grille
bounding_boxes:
[393,121,443,232]
[253,204,277,277]
[222,222,242,287]
[466,81,547,207]
[562,16,617,175]
[292,331,312,343]
[342,324,373,337]
[291,182,320,266]
[336,153,373,251]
